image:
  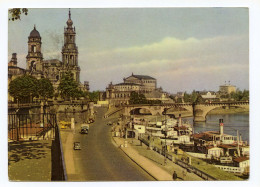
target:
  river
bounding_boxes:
[183,113,249,143]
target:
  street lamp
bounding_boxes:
[164,108,168,165]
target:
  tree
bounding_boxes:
[38,78,54,100]
[129,91,150,104]
[129,91,140,104]
[191,90,198,103]
[58,72,82,99]
[87,91,100,102]
[9,75,39,103]
[230,89,249,101]
[183,92,190,103]
[9,8,28,21]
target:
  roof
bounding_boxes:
[114,83,141,86]
[174,126,189,131]
[192,133,204,139]
[29,26,41,38]
[206,145,222,150]
[233,156,249,163]
[126,74,156,80]
[219,144,237,149]
[43,59,62,64]
[8,66,25,71]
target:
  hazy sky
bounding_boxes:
[8,8,249,93]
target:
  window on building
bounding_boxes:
[31,45,36,52]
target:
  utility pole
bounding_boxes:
[237,130,240,157]
[164,109,167,165]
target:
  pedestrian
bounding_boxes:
[172,171,178,181]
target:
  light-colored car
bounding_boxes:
[74,142,81,150]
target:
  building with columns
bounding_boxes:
[104,73,172,106]
[8,9,87,94]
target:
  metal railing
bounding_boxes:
[8,113,56,141]
[139,137,217,180]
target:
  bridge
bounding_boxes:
[122,102,249,122]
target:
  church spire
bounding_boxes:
[69,8,71,19]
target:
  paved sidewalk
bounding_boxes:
[113,137,203,181]
[59,129,76,179]
[8,140,52,181]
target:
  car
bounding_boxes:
[81,124,89,134]
[74,142,81,150]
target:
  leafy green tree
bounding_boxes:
[9,8,28,21]
[129,91,150,104]
[196,95,204,104]
[38,78,54,100]
[129,91,140,104]
[242,90,249,101]
[58,72,81,99]
[191,90,198,103]
[87,91,100,102]
[9,75,39,103]
[230,89,249,101]
[183,92,190,103]
[176,98,183,103]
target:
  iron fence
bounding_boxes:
[8,113,57,141]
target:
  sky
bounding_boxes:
[8,8,249,93]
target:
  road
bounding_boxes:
[68,107,154,181]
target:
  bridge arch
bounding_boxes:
[129,107,153,115]
[194,103,249,122]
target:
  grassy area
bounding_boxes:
[188,155,242,180]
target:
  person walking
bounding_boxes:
[172,171,178,181]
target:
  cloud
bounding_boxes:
[79,34,248,92]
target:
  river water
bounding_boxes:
[183,113,249,143]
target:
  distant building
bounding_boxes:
[8,53,26,102]
[123,73,157,93]
[219,83,236,95]
[105,73,171,106]
[200,91,218,102]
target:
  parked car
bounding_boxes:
[74,142,81,150]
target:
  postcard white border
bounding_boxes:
[1,1,260,187]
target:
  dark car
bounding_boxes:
[74,142,81,150]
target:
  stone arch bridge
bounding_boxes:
[123,102,249,122]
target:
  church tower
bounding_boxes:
[62,9,80,83]
[26,25,43,72]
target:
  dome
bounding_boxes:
[66,18,73,27]
[29,26,41,38]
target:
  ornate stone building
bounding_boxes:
[123,73,157,93]
[104,73,172,106]
[8,9,87,95]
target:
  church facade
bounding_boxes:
[8,10,88,101]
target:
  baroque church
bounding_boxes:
[8,9,89,99]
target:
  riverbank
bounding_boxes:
[169,107,249,118]
[208,108,249,115]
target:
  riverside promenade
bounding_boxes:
[112,137,203,181]
[8,140,52,181]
